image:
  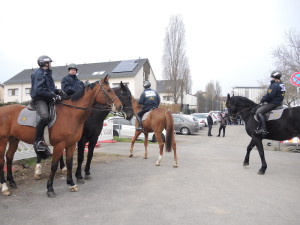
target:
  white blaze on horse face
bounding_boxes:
[111,103,116,112]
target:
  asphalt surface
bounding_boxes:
[1,124,300,225]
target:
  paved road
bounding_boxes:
[1,125,300,225]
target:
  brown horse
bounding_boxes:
[0,75,123,197]
[129,99,178,167]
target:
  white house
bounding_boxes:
[232,86,266,103]
[0,83,4,103]
[157,80,197,111]
[3,58,157,103]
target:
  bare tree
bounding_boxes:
[162,15,191,104]
[272,29,300,107]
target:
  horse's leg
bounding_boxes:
[155,132,165,166]
[0,139,10,196]
[59,153,67,173]
[6,138,19,188]
[65,144,79,192]
[75,139,86,184]
[129,131,142,157]
[34,153,42,180]
[144,133,149,159]
[243,139,256,167]
[255,138,267,175]
[84,138,97,180]
[46,146,63,198]
[172,138,178,168]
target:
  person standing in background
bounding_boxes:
[207,113,213,136]
[217,113,227,137]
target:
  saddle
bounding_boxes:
[17,105,57,146]
[254,105,285,122]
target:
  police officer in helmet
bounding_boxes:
[136,80,161,131]
[31,55,63,154]
[255,70,286,135]
[61,63,84,96]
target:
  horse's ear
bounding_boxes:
[104,75,110,82]
[227,93,231,100]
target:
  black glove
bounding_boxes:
[53,95,62,103]
[55,89,69,99]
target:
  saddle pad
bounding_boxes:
[17,108,56,128]
[142,111,151,121]
[254,108,285,121]
[267,108,285,121]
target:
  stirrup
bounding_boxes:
[136,127,143,131]
[34,140,47,152]
[255,128,267,135]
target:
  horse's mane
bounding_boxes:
[231,96,257,108]
[71,82,96,101]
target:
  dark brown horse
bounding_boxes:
[0,75,123,197]
[129,99,178,167]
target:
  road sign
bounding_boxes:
[290,72,300,86]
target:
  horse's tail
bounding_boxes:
[165,110,174,152]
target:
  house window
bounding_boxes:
[163,96,172,101]
[8,89,19,96]
[112,82,129,88]
[25,88,31,95]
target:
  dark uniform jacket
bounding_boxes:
[207,115,214,126]
[138,88,161,110]
[30,68,56,102]
[260,80,286,105]
[61,74,85,96]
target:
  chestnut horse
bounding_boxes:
[0,75,123,197]
[129,98,178,167]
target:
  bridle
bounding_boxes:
[59,80,120,111]
[228,106,253,121]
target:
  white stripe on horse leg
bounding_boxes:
[34,163,42,180]
[2,183,10,196]
[156,155,162,166]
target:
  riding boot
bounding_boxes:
[34,120,48,152]
[136,116,143,131]
[255,113,267,135]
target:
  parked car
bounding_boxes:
[183,114,205,129]
[209,111,222,122]
[172,114,200,135]
[192,113,209,126]
[105,116,166,142]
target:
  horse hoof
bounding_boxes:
[129,154,133,157]
[34,173,42,180]
[47,191,56,198]
[77,178,85,184]
[155,162,160,166]
[61,167,67,173]
[69,185,79,192]
[9,183,17,189]
[257,170,265,175]
[2,190,11,196]
[243,162,249,167]
[84,175,92,180]
[173,164,178,168]
[144,156,148,159]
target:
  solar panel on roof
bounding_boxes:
[112,60,138,73]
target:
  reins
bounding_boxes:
[58,102,112,111]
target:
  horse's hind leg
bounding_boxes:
[155,132,165,166]
[172,139,178,168]
[144,133,149,159]
[243,139,256,167]
[0,139,10,196]
[65,144,79,192]
[129,131,142,157]
[84,138,97,180]
[75,139,86,184]
[6,137,19,188]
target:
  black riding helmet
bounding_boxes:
[270,70,282,79]
[37,55,52,67]
[68,63,78,72]
[143,80,151,89]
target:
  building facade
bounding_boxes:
[232,86,266,103]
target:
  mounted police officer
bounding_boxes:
[136,81,160,131]
[255,70,286,135]
[31,55,62,153]
[61,63,84,96]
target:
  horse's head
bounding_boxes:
[113,81,134,120]
[226,93,238,122]
[97,75,123,112]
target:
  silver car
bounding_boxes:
[172,114,200,135]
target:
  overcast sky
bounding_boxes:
[1,0,299,95]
